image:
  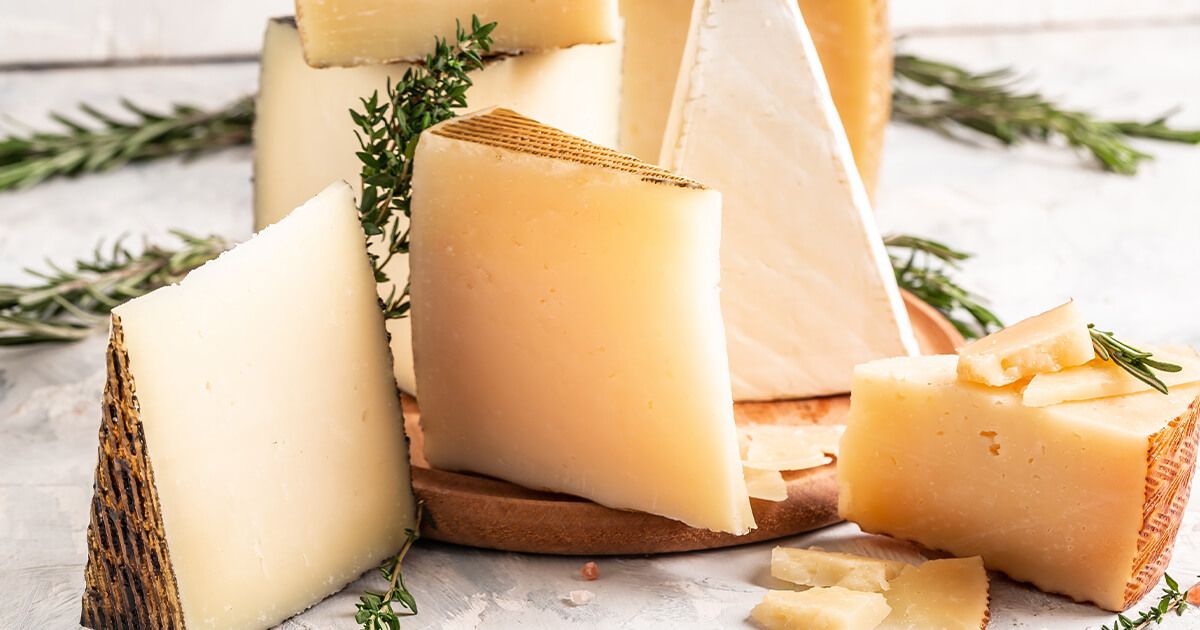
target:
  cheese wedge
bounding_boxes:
[1024,347,1200,407]
[253,17,620,393]
[750,588,891,630]
[878,558,990,630]
[80,183,415,630]
[771,547,906,592]
[616,0,694,162]
[409,108,753,534]
[840,355,1200,610]
[957,300,1094,386]
[660,0,917,400]
[294,0,620,67]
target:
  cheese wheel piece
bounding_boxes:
[751,588,891,630]
[957,300,1095,386]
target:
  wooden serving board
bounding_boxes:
[405,292,963,555]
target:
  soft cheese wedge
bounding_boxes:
[1024,347,1200,407]
[878,558,990,630]
[80,183,415,630]
[957,300,1095,386]
[294,0,620,67]
[254,17,620,393]
[840,355,1200,610]
[409,108,753,534]
[771,547,906,592]
[751,588,891,630]
[660,0,917,400]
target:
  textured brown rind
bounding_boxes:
[431,108,706,189]
[80,316,185,629]
[1123,393,1200,608]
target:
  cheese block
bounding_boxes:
[839,355,1200,610]
[253,17,620,393]
[294,0,620,67]
[957,300,1095,386]
[1024,347,1200,407]
[409,108,753,534]
[771,547,905,592]
[660,0,917,400]
[878,557,990,629]
[616,0,694,162]
[750,588,891,630]
[79,183,415,630]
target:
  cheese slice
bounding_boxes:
[1024,347,1200,407]
[771,547,906,592]
[294,0,620,67]
[745,467,789,502]
[253,17,620,393]
[840,355,1200,611]
[660,0,917,400]
[878,557,990,630]
[616,0,694,162]
[409,108,753,534]
[750,587,891,630]
[79,183,415,630]
[957,300,1094,386]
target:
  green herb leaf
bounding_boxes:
[883,233,1002,340]
[1088,324,1183,395]
[1100,575,1198,630]
[354,504,424,630]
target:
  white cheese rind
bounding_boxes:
[659,0,918,401]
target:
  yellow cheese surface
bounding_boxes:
[878,558,990,630]
[957,300,1095,386]
[1024,347,1200,407]
[751,587,891,630]
[771,547,905,592]
[617,0,694,163]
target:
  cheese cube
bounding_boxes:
[878,558,990,630]
[660,0,918,400]
[750,588,891,630]
[957,300,1094,386]
[294,0,620,67]
[840,355,1200,610]
[1023,346,1200,407]
[771,547,905,592]
[253,17,620,393]
[80,183,415,630]
[409,108,753,534]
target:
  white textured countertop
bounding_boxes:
[3,18,1200,630]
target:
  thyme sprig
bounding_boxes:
[355,504,424,630]
[1089,324,1183,395]
[893,54,1200,175]
[1101,574,1195,630]
[884,234,1003,340]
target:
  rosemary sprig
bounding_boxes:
[892,54,1200,175]
[1101,574,1195,630]
[0,231,226,345]
[0,96,254,191]
[1089,324,1183,395]
[884,234,1003,340]
[351,16,495,320]
[355,504,424,630]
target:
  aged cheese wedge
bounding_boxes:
[294,0,620,67]
[616,0,694,162]
[409,108,753,534]
[660,0,917,400]
[254,17,620,393]
[80,183,415,630]
[840,355,1200,611]
[878,557,990,629]
[750,587,891,630]
[772,547,905,592]
[957,300,1094,386]
[1024,347,1200,407]
[745,468,789,502]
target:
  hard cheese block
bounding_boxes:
[616,0,694,163]
[840,355,1200,611]
[957,300,1095,386]
[79,183,415,629]
[660,0,917,400]
[254,16,620,393]
[409,108,754,534]
[295,0,620,67]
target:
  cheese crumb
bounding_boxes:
[565,590,595,606]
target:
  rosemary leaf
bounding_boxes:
[884,233,1002,340]
[1088,324,1183,395]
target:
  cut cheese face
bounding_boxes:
[1024,347,1200,407]
[877,558,990,630]
[409,108,753,534]
[294,0,620,67]
[80,183,415,630]
[840,355,1200,611]
[771,547,905,592]
[957,300,1094,386]
[750,588,891,630]
[616,0,694,162]
[660,0,917,400]
[744,467,789,502]
[253,17,620,393]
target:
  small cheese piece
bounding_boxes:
[254,17,620,393]
[660,0,918,400]
[750,588,891,630]
[772,547,905,592]
[1024,347,1200,407]
[957,300,1094,386]
[741,424,845,470]
[745,468,789,502]
[80,183,415,630]
[616,0,694,162]
[840,355,1200,611]
[878,557,990,630]
[294,0,620,67]
[410,108,753,534]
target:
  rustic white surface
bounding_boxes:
[3,16,1200,630]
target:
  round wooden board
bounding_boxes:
[406,291,963,555]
